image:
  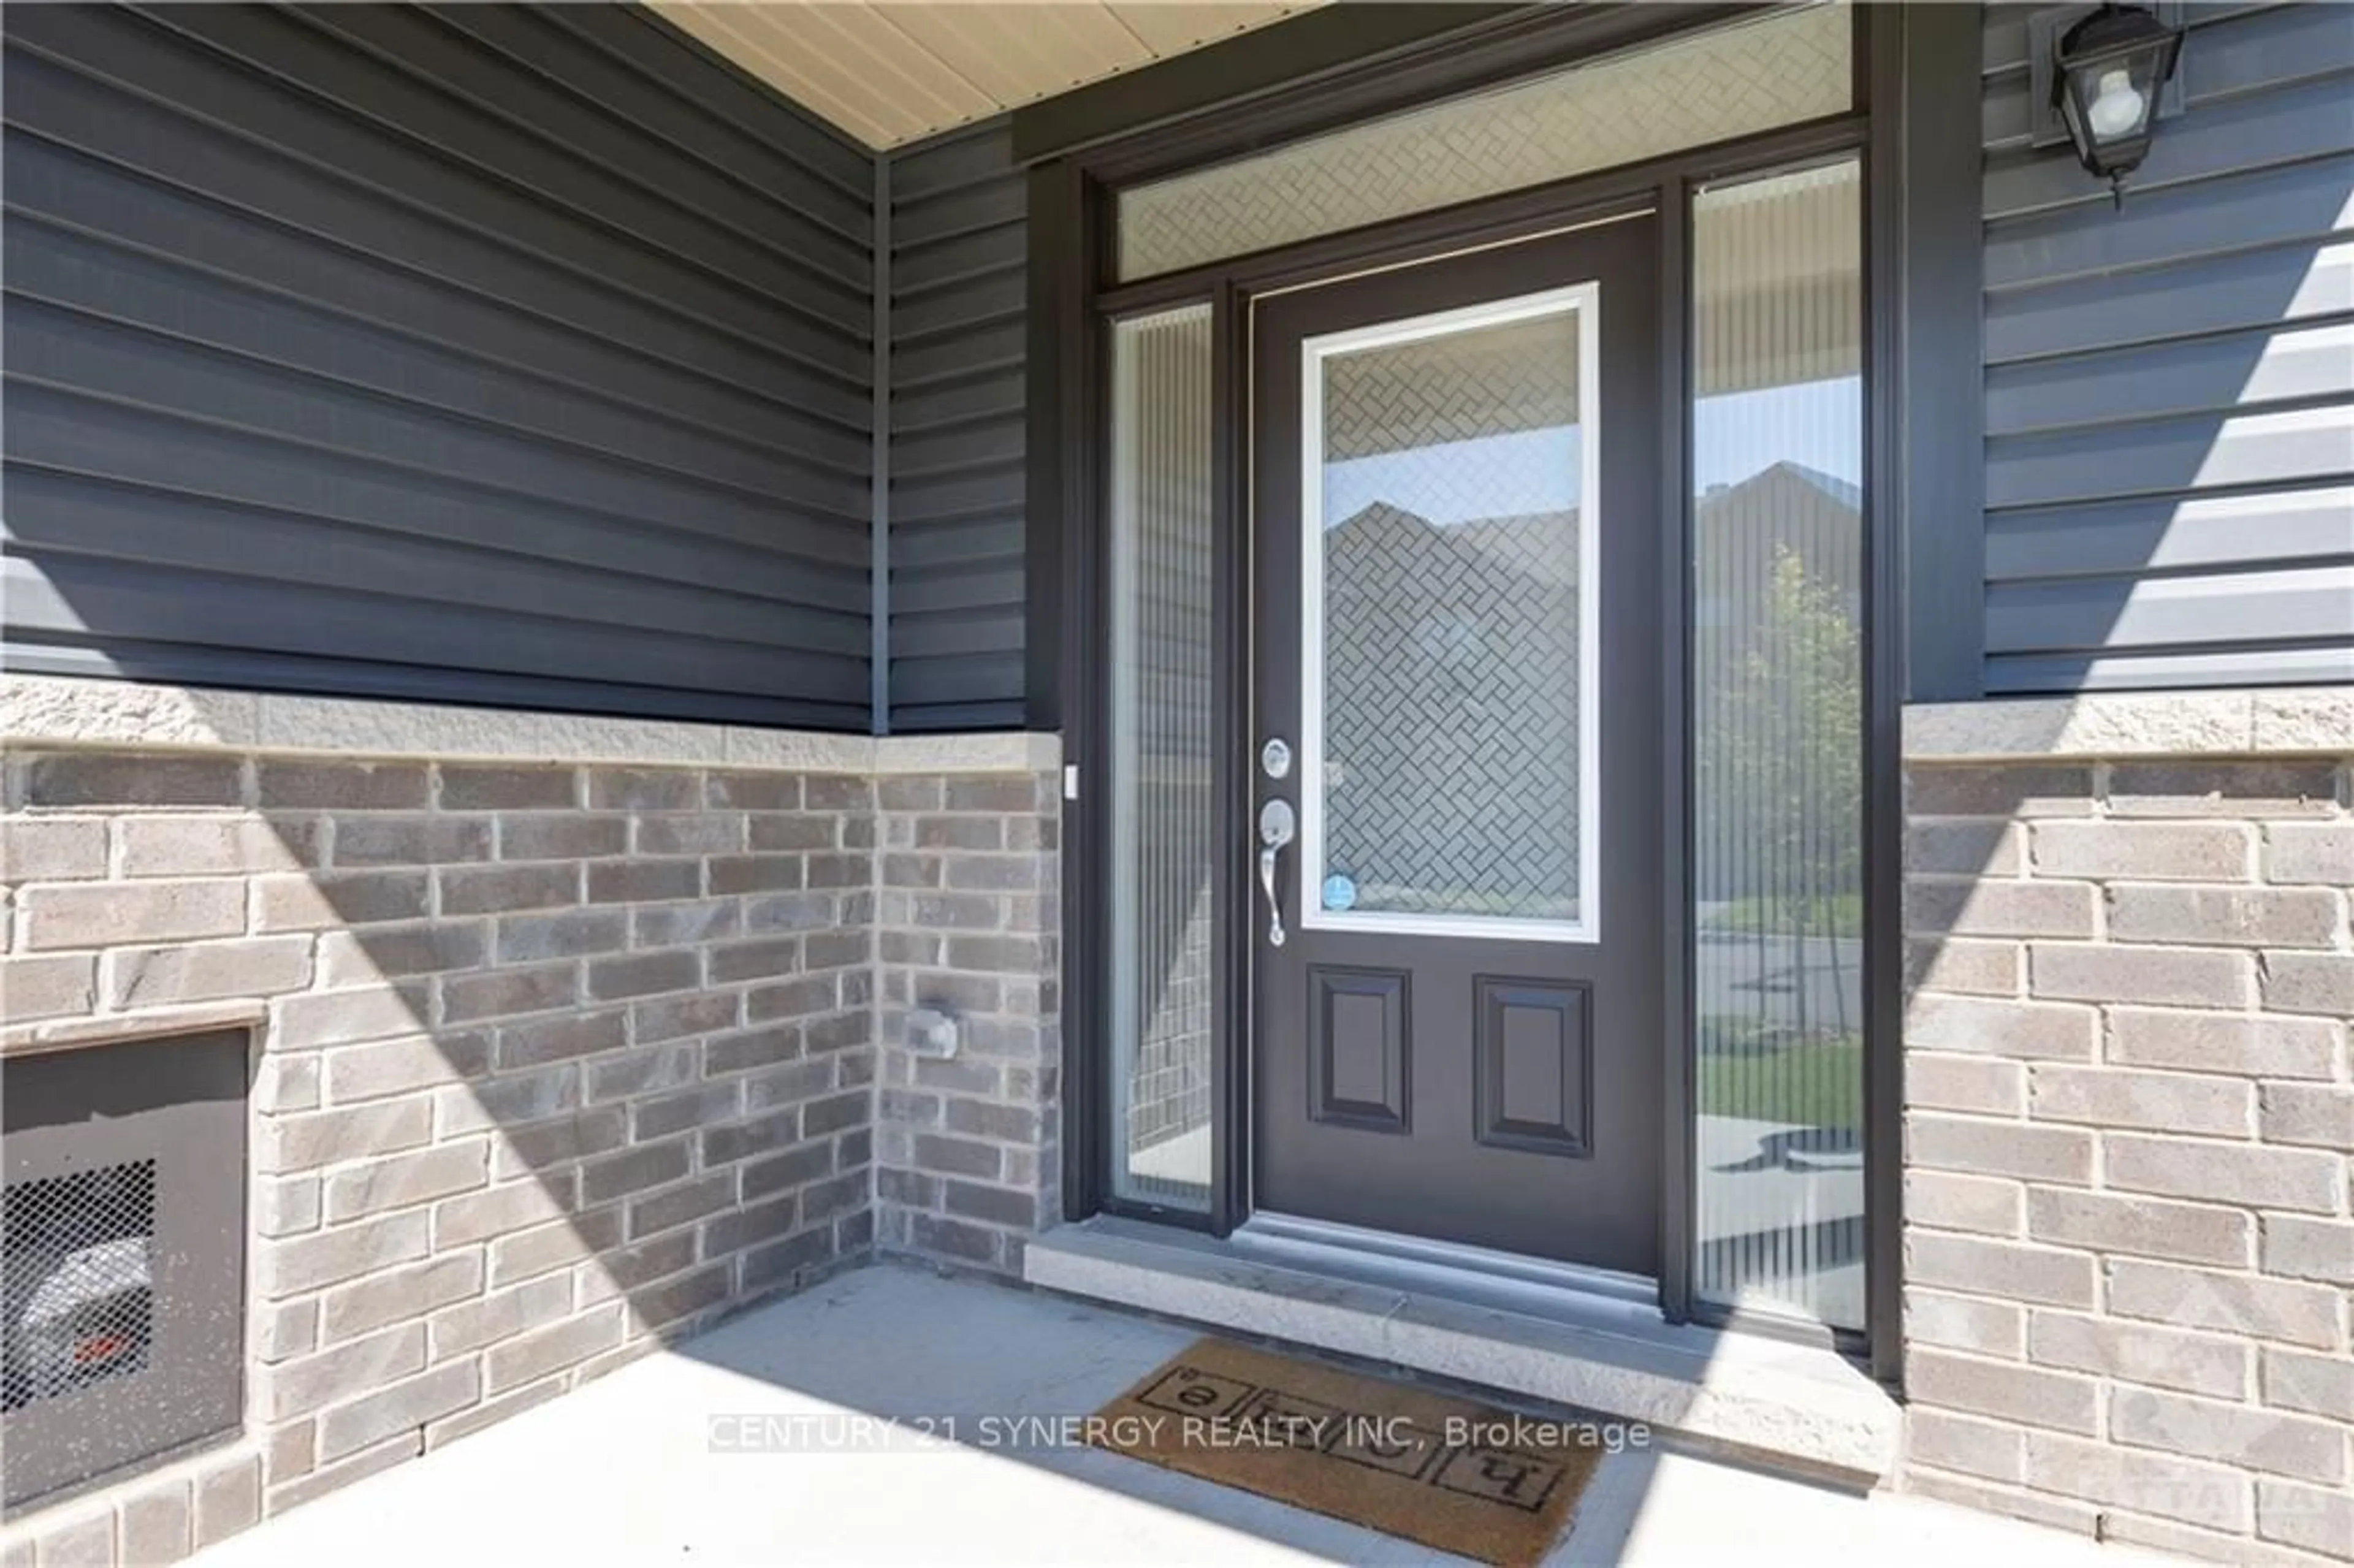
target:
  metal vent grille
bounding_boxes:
[3,1027,243,1511]
[3,1160,157,1410]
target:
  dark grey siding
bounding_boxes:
[885,121,1027,732]
[1980,2,2354,693]
[2,3,877,729]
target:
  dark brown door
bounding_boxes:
[1251,217,1664,1275]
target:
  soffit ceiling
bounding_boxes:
[650,1,1321,149]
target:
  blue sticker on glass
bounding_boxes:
[1322,874,1357,911]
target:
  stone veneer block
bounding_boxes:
[1908,694,2250,759]
[0,674,261,750]
[2250,688,2354,754]
[1905,688,2353,761]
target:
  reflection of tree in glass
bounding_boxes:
[1701,544,1862,1045]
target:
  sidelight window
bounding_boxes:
[1688,159,1867,1331]
[1105,303,1218,1211]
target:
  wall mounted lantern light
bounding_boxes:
[2047,3,2185,204]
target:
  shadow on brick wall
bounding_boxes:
[4,750,881,1517]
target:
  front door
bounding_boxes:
[1251,217,1664,1276]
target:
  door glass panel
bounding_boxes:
[1303,290,1597,940]
[1690,160,1865,1330]
[1107,305,1215,1209]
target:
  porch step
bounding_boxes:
[1024,1216,1900,1483]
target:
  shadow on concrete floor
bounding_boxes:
[188,1263,2173,1567]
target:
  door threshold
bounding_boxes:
[1233,1210,1659,1318]
[1024,1215,1898,1484]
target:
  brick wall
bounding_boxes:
[1,744,885,1556]
[1900,754,2353,1564]
[872,768,1062,1274]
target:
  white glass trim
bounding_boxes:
[1296,283,1603,945]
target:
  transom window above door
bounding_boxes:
[1113,1,1851,280]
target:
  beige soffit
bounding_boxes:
[649,1,1319,149]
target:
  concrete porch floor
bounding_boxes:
[192,1264,2169,1567]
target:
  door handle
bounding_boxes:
[1259,798,1296,948]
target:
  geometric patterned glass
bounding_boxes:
[1689,161,1865,1331]
[1117,3,1851,280]
[1305,291,1595,937]
[1107,305,1216,1210]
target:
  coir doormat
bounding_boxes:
[1088,1338,1605,1567]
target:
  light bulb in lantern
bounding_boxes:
[2086,67,2147,139]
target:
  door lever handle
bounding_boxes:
[1258,799,1296,948]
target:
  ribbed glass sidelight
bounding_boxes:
[1689,160,1867,1330]
[1107,304,1217,1209]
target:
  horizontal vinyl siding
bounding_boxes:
[1979,1,2354,694]
[1,2,877,729]
[886,120,1028,732]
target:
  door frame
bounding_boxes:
[1035,1,1985,1385]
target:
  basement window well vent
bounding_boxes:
[2,1029,247,1512]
